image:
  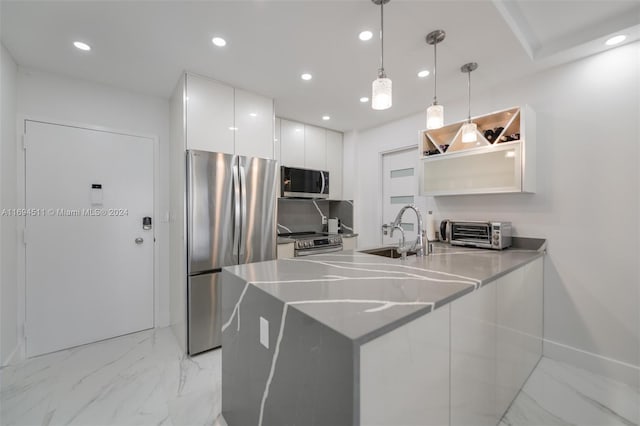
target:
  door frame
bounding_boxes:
[16,115,160,360]
[378,144,420,245]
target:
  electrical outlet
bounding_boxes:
[322,216,328,225]
[260,317,269,349]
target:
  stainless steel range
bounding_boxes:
[280,232,343,257]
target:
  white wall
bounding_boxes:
[1,43,18,365]
[346,42,640,385]
[13,68,171,357]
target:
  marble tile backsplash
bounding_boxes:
[277,199,354,234]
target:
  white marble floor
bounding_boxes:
[0,328,225,426]
[500,357,639,426]
[1,327,637,426]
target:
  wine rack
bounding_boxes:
[419,105,536,196]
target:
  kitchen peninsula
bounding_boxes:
[221,240,545,426]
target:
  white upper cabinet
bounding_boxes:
[420,105,535,196]
[280,119,305,168]
[185,74,234,154]
[304,125,326,170]
[234,88,274,159]
[325,130,343,200]
[278,118,344,198]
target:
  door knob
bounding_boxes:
[135,237,144,244]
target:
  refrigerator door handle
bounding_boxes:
[232,163,241,264]
[239,163,248,264]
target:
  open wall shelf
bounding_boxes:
[419,106,536,196]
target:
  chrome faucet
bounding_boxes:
[390,204,427,257]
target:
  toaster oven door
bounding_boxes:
[450,222,492,248]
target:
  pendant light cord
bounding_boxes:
[467,70,472,122]
[379,1,385,77]
[433,42,437,104]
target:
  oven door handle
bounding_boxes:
[295,246,343,257]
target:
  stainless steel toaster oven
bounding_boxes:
[449,221,512,250]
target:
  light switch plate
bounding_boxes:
[259,316,269,349]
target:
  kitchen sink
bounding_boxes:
[359,247,416,259]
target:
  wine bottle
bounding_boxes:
[484,129,495,142]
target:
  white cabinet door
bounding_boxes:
[342,236,357,251]
[326,130,343,199]
[276,242,295,259]
[185,74,234,153]
[496,257,543,417]
[235,88,274,159]
[280,119,305,168]
[304,125,326,170]
[360,306,450,426]
[274,117,281,165]
[451,283,498,426]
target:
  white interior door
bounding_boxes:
[381,147,424,246]
[25,120,154,357]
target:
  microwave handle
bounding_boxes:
[320,171,326,195]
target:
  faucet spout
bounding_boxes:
[391,204,426,257]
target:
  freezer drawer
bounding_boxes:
[188,272,221,354]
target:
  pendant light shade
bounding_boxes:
[426,30,446,129]
[372,75,392,110]
[461,122,478,143]
[426,104,444,129]
[461,62,478,143]
[371,0,391,110]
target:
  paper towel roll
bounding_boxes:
[426,211,436,241]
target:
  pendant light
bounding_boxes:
[460,62,478,143]
[371,0,391,110]
[425,30,445,129]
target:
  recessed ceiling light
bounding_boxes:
[605,35,626,46]
[359,30,373,41]
[73,41,91,51]
[301,73,313,81]
[295,128,303,132]
[228,126,238,131]
[360,97,369,103]
[417,69,430,78]
[322,115,330,121]
[249,112,257,117]
[212,37,227,47]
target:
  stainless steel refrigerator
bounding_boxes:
[187,150,278,355]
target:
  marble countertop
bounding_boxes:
[276,237,295,244]
[224,241,544,344]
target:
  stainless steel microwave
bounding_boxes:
[281,166,329,199]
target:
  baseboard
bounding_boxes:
[1,339,24,367]
[543,338,640,390]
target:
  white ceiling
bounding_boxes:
[1,0,638,132]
